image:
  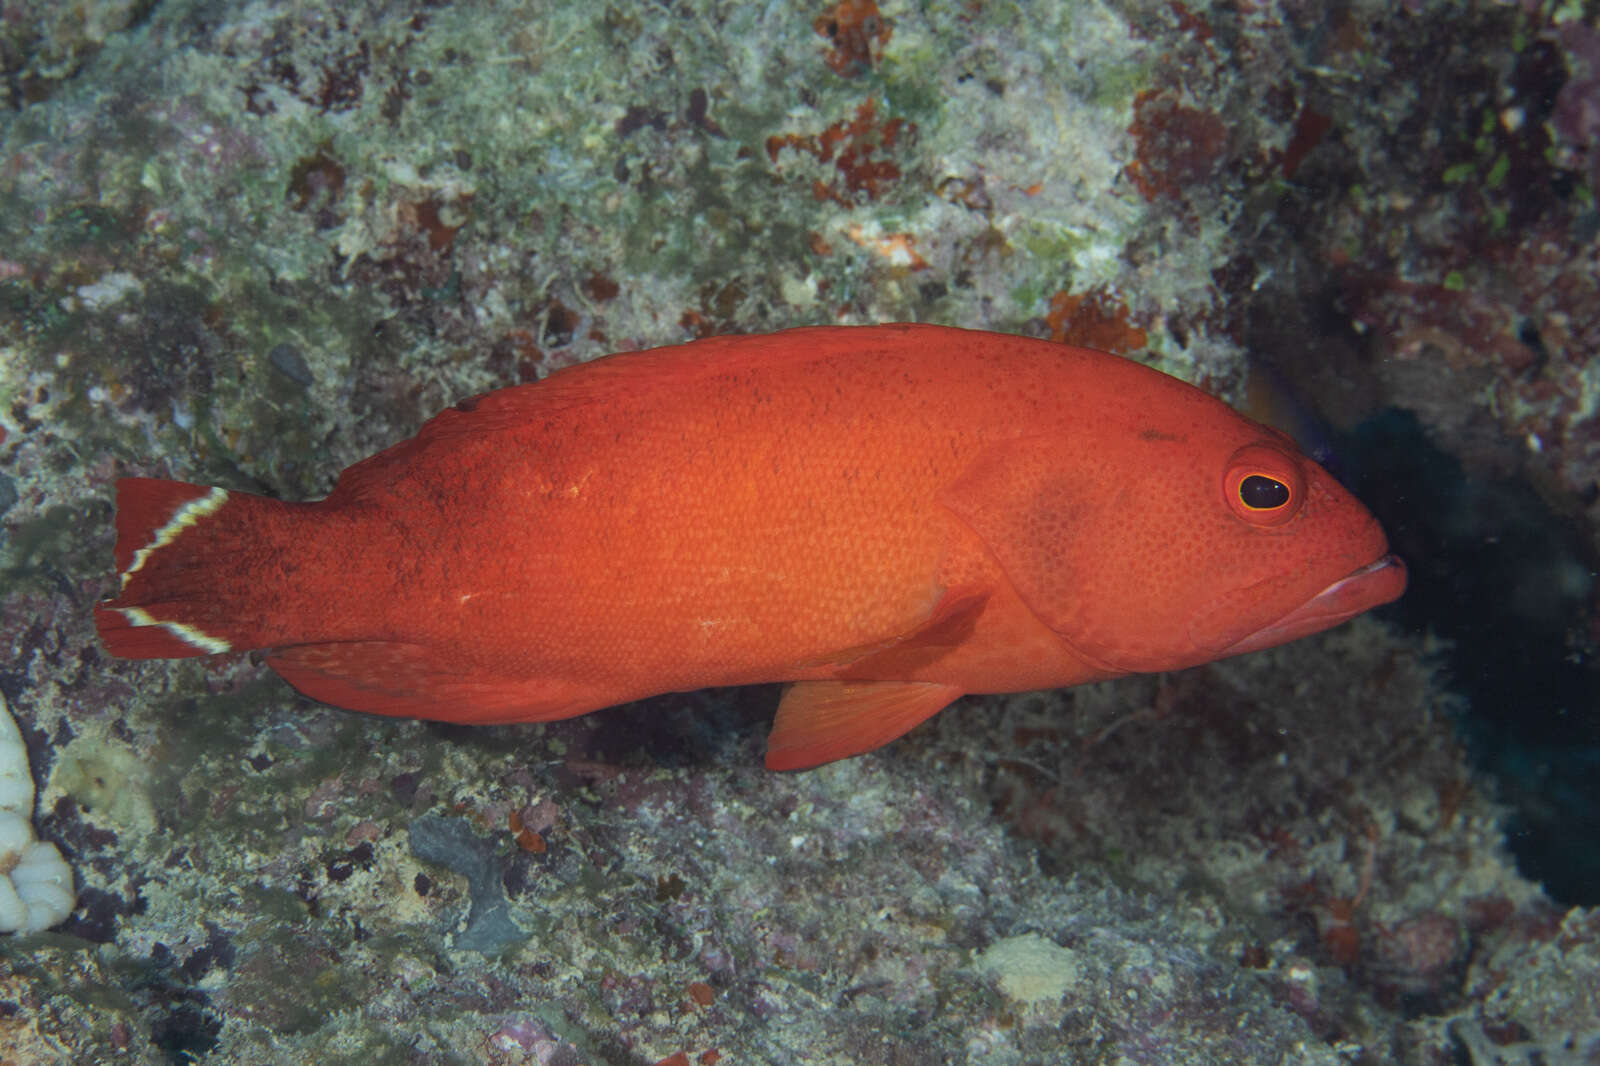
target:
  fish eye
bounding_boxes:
[1223,444,1304,527]
[1239,474,1291,510]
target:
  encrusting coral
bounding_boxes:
[0,692,75,934]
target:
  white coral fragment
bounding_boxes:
[976,933,1081,1006]
[0,693,75,933]
[0,695,31,813]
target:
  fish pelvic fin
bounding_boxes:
[765,680,963,771]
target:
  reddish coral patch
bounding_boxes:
[489,328,544,384]
[1168,0,1214,43]
[1045,289,1148,353]
[766,98,914,206]
[844,225,927,270]
[679,278,750,338]
[814,1,892,76]
[1281,104,1333,179]
[1367,912,1466,1001]
[679,309,715,338]
[1343,274,1536,374]
[1317,897,1362,967]
[412,197,469,252]
[286,148,346,214]
[1125,90,1228,202]
[937,175,993,212]
[507,809,547,853]
[582,272,621,302]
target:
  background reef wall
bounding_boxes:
[2,1,1599,1063]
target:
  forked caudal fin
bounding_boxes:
[95,477,307,659]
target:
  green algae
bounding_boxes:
[2,504,100,589]
[52,739,158,834]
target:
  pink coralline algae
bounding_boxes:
[1553,21,1600,191]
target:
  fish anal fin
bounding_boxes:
[765,680,963,772]
[267,642,592,725]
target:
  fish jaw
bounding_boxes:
[1212,553,1408,658]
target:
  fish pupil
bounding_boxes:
[1240,474,1290,509]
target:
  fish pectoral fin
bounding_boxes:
[798,584,991,676]
[835,586,990,678]
[764,680,964,772]
[267,642,592,724]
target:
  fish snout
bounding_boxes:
[1210,553,1408,658]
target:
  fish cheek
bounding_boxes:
[940,437,1159,672]
[1186,570,1304,655]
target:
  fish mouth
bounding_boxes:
[1217,554,1408,658]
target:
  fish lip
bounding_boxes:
[1217,553,1408,658]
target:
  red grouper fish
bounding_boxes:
[95,324,1406,770]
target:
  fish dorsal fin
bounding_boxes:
[765,680,963,771]
[939,436,1098,643]
[423,325,922,437]
[329,328,872,501]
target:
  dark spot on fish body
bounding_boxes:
[1139,428,1182,442]
[454,396,479,413]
